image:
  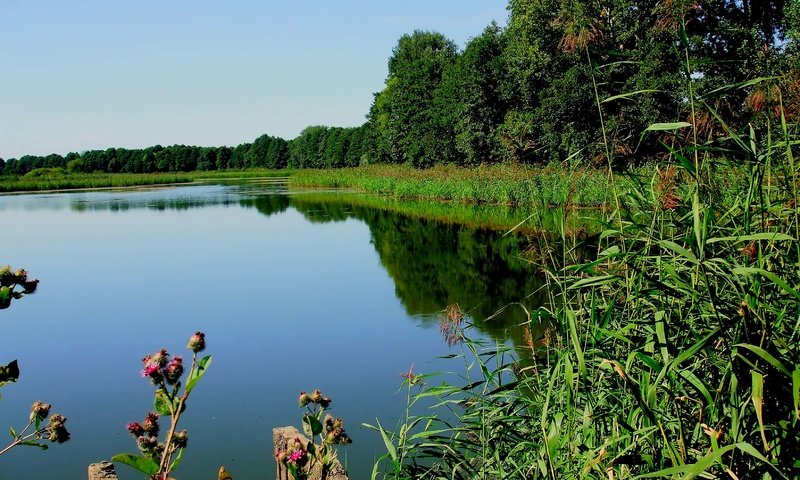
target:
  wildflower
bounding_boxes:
[143,412,159,436]
[137,435,158,455]
[142,349,170,384]
[288,449,305,462]
[298,391,311,407]
[46,414,70,443]
[400,365,418,385]
[164,356,184,385]
[307,389,331,408]
[141,362,161,379]
[187,331,206,353]
[29,401,51,424]
[127,422,145,437]
[323,415,352,445]
[172,429,189,448]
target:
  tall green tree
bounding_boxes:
[370,30,458,167]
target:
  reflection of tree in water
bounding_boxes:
[239,195,291,217]
[61,186,557,349]
[289,197,550,346]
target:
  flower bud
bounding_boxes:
[143,412,159,436]
[164,356,184,385]
[298,391,311,407]
[137,435,158,455]
[0,266,11,287]
[187,332,206,353]
[29,401,51,424]
[172,429,189,448]
[22,279,39,294]
[47,414,70,443]
[127,422,145,437]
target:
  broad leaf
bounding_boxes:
[112,453,160,475]
[186,355,212,393]
[303,414,323,437]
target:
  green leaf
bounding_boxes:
[375,419,397,462]
[112,453,160,475]
[793,368,800,422]
[18,441,48,450]
[644,122,692,132]
[9,427,16,439]
[659,240,698,264]
[707,233,795,244]
[185,355,212,393]
[303,414,323,437]
[568,275,618,290]
[170,447,184,472]
[733,267,800,300]
[735,344,791,377]
[154,390,172,416]
[602,89,662,103]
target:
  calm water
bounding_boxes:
[0,183,547,479]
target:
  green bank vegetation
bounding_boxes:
[367,110,800,479]
[0,168,291,193]
[289,164,746,208]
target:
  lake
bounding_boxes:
[0,182,554,479]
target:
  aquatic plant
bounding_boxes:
[113,332,212,480]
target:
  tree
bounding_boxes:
[370,30,458,167]
[451,23,512,165]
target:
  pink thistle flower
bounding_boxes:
[287,449,306,463]
[141,363,160,378]
[127,422,145,437]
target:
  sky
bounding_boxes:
[0,1,509,159]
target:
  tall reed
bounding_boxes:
[367,62,799,480]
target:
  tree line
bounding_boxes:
[2,0,798,175]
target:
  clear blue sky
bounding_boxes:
[1,1,509,159]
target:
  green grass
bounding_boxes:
[0,168,292,193]
[289,163,746,208]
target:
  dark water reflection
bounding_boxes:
[0,183,582,479]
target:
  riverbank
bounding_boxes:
[1,164,747,210]
[0,168,292,193]
[289,163,746,208]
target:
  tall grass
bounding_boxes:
[0,168,291,193]
[289,163,745,209]
[367,83,799,479]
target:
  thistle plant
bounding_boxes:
[0,267,70,457]
[0,265,39,310]
[0,401,70,456]
[276,389,352,480]
[113,332,212,480]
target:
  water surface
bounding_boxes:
[0,183,553,479]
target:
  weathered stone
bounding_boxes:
[88,461,118,480]
[273,426,348,480]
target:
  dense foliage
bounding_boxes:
[3,1,797,174]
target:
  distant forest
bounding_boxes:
[2,0,798,175]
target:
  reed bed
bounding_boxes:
[367,102,799,478]
[289,164,745,209]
